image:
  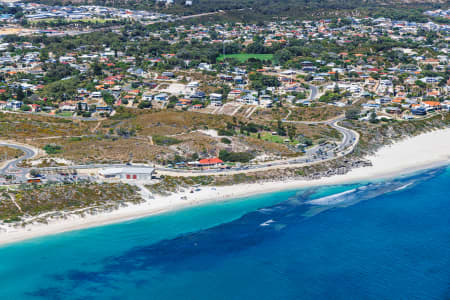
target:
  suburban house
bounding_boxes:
[6,100,23,111]
[154,93,168,102]
[142,94,153,101]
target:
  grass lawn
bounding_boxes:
[217,54,274,63]
[56,111,74,117]
[252,132,298,145]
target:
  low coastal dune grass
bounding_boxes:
[0,146,23,162]
[0,183,142,224]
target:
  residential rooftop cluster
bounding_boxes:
[0,1,171,22]
[0,13,446,121]
[0,9,446,184]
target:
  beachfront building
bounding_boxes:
[99,167,155,180]
[187,158,224,168]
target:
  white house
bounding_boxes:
[91,91,102,98]
[99,167,154,180]
[142,94,153,101]
[154,93,168,102]
[209,93,222,101]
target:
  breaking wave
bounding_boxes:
[33,167,445,297]
[307,167,443,208]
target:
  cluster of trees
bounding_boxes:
[345,108,361,120]
[115,127,136,137]
[152,135,181,146]
[40,77,79,102]
[30,18,127,30]
[43,63,79,83]
[219,150,254,163]
[368,8,430,23]
[249,73,280,90]
[319,90,347,103]
[158,0,439,21]
[43,144,62,155]
[0,4,23,19]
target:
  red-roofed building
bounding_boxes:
[422,101,441,109]
[198,158,223,166]
[30,104,40,112]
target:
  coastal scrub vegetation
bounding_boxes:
[0,183,142,224]
[43,144,62,155]
[0,147,24,162]
[152,135,182,146]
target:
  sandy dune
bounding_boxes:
[1,128,450,246]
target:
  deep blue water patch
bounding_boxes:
[0,167,449,300]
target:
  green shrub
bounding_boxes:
[153,135,181,146]
[43,144,62,154]
[218,128,234,136]
[221,137,231,144]
[219,150,254,163]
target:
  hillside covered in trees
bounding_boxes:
[26,0,448,21]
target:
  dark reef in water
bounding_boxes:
[28,167,447,299]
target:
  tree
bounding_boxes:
[333,71,339,82]
[287,125,297,141]
[43,63,79,83]
[345,108,360,120]
[30,169,40,177]
[221,137,231,144]
[333,83,340,93]
[102,91,115,106]
[43,144,62,154]
[274,48,293,64]
[92,62,103,76]
[20,104,31,112]
[138,101,152,109]
[369,110,378,124]
[39,48,49,61]
[219,150,254,163]
[16,86,25,101]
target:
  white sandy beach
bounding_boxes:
[1,128,450,246]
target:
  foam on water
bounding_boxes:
[0,166,449,300]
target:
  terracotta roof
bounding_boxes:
[423,101,440,106]
[198,158,223,165]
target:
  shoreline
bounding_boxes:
[1,128,450,247]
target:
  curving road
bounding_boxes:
[0,143,36,171]
[0,117,358,179]
[0,142,37,182]
[152,117,359,176]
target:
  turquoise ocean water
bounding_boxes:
[0,166,449,299]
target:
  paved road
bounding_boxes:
[309,84,319,100]
[0,142,37,182]
[0,117,358,179]
[152,117,358,176]
[2,110,99,122]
